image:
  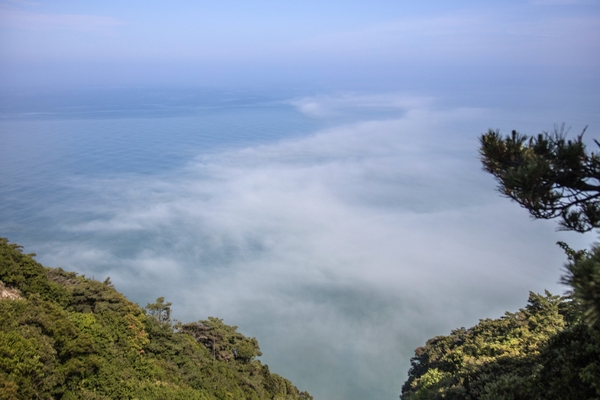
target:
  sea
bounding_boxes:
[1,85,599,400]
[0,88,324,247]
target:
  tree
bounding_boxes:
[479,125,600,233]
[560,244,600,329]
[145,297,172,324]
[179,317,262,363]
[0,239,312,400]
[479,126,600,328]
[401,127,600,399]
[400,292,598,399]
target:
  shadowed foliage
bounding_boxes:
[479,125,600,233]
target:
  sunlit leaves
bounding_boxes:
[401,292,600,399]
[0,238,312,400]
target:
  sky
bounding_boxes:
[1,1,600,400]
[1,0,599,91]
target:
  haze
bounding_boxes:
[1,1,599,399]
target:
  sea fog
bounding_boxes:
[1,86,598,399]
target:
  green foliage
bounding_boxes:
[0,238,70,305]
[480,125,600,329]
[0,238,312,400]
[179,317,262,363]
[479,126,600,233]
[145,297,172,324]
[407,126,600,399]
[401,292,600,399]
[560,243,600,329]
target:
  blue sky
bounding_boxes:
[1,1,600,399]
[1,0,599,90]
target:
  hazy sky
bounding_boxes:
[1,1,600,400]
[1,0,599,90]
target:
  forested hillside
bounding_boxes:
[401,292,600,399]
[401,127,600,399]
[0,237,312,400]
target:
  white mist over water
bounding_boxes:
[1,0,599,397]
[1,90,597,399]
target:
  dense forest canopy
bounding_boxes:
[0,237,312,400]
[401,291,600,399]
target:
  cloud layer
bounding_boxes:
[29,94,595,399]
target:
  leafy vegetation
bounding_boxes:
[402,126,600,399]
[480,126,600,328]
[0,238,312,400]
[479,125,600,233]
[401,292,600,399]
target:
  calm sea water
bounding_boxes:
[2,86,599,400]
[0,88,322,248]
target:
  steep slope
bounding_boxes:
[401,292,600,399]
[0,238,312,400]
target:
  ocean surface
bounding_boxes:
[0,89,323,247]
[1,87,598,400]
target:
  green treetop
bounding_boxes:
[479,125,600,329]
[479,125,600,233]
